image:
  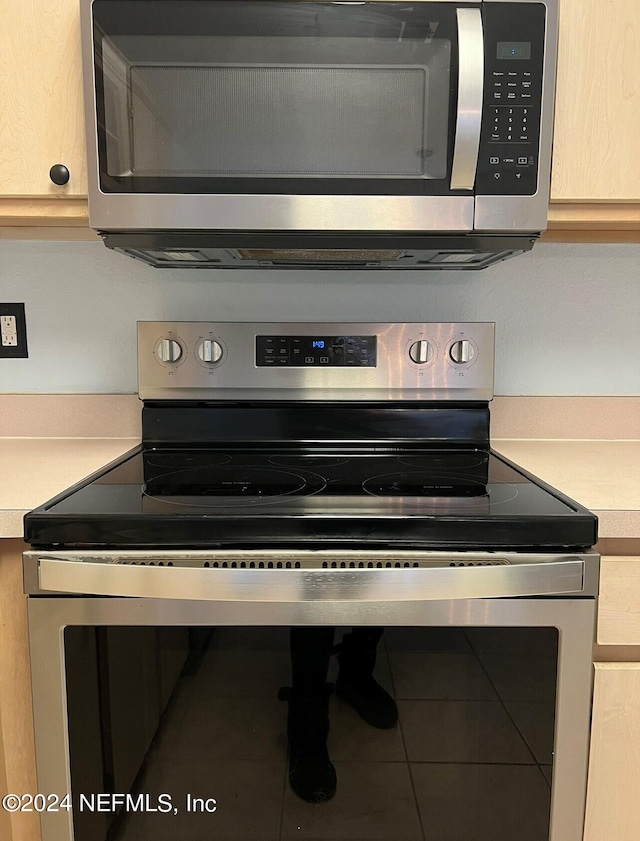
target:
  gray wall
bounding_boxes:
[1,240,638,395]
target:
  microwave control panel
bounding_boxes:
[476,2,547,197]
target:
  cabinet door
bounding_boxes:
[584,663,640,841]
[0,0,87,197]
[598,556,640,645]
[551,0,640,201]
[0,540,39,841]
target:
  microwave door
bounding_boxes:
[82,1,484,235]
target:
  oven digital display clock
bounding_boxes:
[256,335,377,367]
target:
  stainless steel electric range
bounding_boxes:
[23,322,599,841]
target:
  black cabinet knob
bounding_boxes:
[49,164,70,186]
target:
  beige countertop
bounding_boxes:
[493,439,640,539]
[0,435,638,541]
[0,438,139,538]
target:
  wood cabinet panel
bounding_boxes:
[584,663,640,841]
[598,556,640,645]
[0,540,40,841]
[0,0,87,197]
[551,0,640,202]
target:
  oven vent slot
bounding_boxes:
[115,558,509,570]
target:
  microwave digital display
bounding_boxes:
[497,41,532,60]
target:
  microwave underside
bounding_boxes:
[102,233,537,270]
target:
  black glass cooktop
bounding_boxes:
[24,447,598,549]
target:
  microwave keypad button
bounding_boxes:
[489,106,536,144]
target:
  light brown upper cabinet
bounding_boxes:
[547,0,640,235]
[552,0,640,201]
[0,0,87,226]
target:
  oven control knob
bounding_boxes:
[156,339,182,364]
[449,340,475,364]
[197,339,223,364]
[409,340,433,364]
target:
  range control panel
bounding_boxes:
[256,335,377,367]
[476,2,547,196]
[138,322,495,401]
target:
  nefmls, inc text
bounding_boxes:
[78,793,217,814]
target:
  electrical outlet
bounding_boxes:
[0,303,28,358]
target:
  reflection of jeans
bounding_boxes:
[290,627,384,691]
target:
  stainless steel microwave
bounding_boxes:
[80,0,558,270]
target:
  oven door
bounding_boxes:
[25,552,598,841]
[82,0,484,232]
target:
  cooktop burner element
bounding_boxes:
[268,455,349,468]
[362,472,489,497]
[145,451,232,468]
[23,322,597,550]
[143,465,326,506]
[397,453,486,470]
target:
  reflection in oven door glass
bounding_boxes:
[65,626,557,841]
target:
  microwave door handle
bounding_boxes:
[450,8,484,191]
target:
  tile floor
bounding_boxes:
[116,627,556,841]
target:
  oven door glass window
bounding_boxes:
[92,1,459,195]
[65,625,556,841]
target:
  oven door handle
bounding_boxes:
[35,557,585,601]
[450,7,484,191]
